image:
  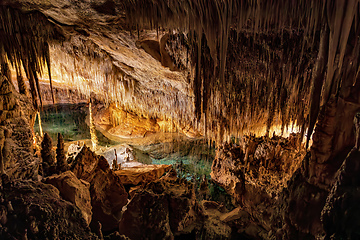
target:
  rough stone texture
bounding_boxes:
[44,170,92,225]
[0,180,98,239]
[115,164,172,185]
[321,149,360,239]
[199,201,233,240]
[211,134,305,203]
[41,132,56,176]
[56,132,68,173]
[39,82,88,105]
[308,97,360,189]
[69,145,128,231]
[119,177,202,239]
[93,103,200,139]
[0,74,40,181]
[211,135,332,239]
[279,168,328,238]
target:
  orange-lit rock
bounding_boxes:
[68,144,128,231]
[44,171,92,225]
[115,164,172,185]
[93,104,160,138]
[119,177,201,239]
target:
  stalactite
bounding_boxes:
[2,1,358,144]
[121,0,360,142]
[307,25,329,148]
[16,74,28,95]
[0,6,57,110]
[36,112,44,138]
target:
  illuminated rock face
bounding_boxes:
[0,0,360,239]
[44,171,93,225]
[69,145,128,232]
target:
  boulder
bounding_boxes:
[69,145,128,231]
[119,177,201,239]
[44,171,92,225]
[0,180,97,239]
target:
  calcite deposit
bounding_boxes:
[0,0,360,239]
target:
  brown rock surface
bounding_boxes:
[94,104,160,138]
[0,73,40,181]
[119,177,201,239]
[0,180,98,239]
[211,134,305,202]
[115,164,172,185]
[69,145,128,231]
[44,170,92,225]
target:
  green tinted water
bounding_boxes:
[34,104,215,180]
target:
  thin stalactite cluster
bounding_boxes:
[0,6,60,110]
[0,0,359,144]
[123,0,360,143]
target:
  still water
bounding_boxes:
[34,103,214,180]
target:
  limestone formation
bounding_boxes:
[354,112,360,150]
[69,145,128,231]
[41,133,56,176]
[0,1,359,239]
[56,133,68,173]
[119,177,201,239]
[44,171,93,225]
[0,180,97,239]
[115,164,172,185]
[0,128,5,175]
[321,113,360,239]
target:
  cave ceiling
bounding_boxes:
[0,0,359,143]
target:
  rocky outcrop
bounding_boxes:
[211,134,305,203]
[44,171,92,225]
[321,113,360,239]
[0,73,39,181]
[119,176,202,239]
[200,201,233,239]
[93,103,161,138]
[93,103,201,139]
[115,164,172,185]
[0,180,98,239]
[69,144,128,231]
[211,134,330,238]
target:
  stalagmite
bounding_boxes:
[40,132,55,176]
[56,133,68,173]
[89,100,98,151]
[355,112,360,151]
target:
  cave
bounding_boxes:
[0,0,359,239]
